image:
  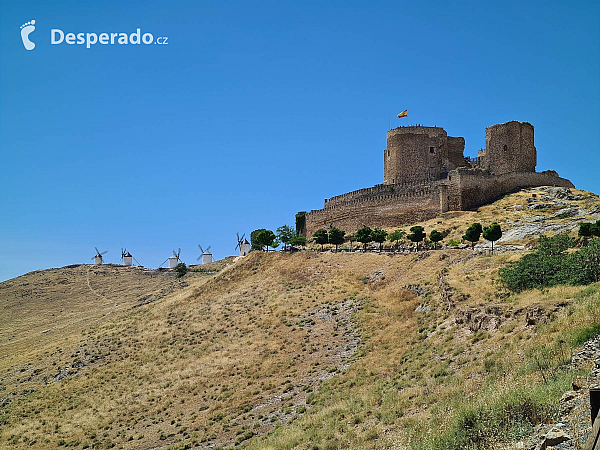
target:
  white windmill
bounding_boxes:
[169,249,182,268]
[120,248,141,266]
[159,249,181,269]
[92,247,107,265]
[236,233,251,257]
[197,245,213,264]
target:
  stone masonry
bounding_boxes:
[300,121,574,237]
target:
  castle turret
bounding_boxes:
[479,121,536,174]
[383,126,466,184]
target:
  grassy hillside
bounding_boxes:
[1,187,599,450]
[0,265,200,376]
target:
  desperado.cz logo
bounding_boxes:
[20,20,168,50]
[20,20,36,50]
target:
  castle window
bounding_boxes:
[429,146,435,154]
[387,150,390,157]
[503,145,508,152]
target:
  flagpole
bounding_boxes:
[389,115,391,130]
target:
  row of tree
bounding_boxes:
[250,222,505,253]
[310,223,503,252]
[463,223,503,251]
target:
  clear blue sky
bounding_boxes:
[1,0,599,281]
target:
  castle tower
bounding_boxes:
[384,126,466,185]
[480,121,536,174]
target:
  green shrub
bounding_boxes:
[175,263,187,278]
[499,234,600,292]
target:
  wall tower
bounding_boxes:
[384,126,466,185]
[479,121,536,174]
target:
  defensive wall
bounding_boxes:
[445,168,573,211]
[323,180,445,207]
[305,185,442,235]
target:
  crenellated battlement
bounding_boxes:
[313,185,439,214]
[387,126,447,139]
[324,180,444,207]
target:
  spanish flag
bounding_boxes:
[397,110,408,118]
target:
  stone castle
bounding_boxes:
[298,121,574,237]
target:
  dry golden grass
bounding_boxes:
[1,188,599,450]
[0,253,389,449]
[0,265,203,375]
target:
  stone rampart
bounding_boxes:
[447,169,574,210]
[305,186,441,235]
[304,170,574,237]
[324,180,444,207]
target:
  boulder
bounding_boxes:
[535,428,571,449]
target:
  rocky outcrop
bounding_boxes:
[516,336,600,449]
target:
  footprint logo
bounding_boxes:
[20,20,36,50]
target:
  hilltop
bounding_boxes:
[1,187,600,450]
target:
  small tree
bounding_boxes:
[312,228,329,251]
[355,226,373,251]
[429,229,444,250]
[371,228,388,252]
[408,226,426,251]
[388,229,406,251]
[591,220,600,238]
[483,223,502,253]
[290,234,306,248]
[463,223,483,249]
[251,228,268,251]
[579,222,592,245]
[262,230,278,252]
[348,234,355,252]
[175,262,187,278]
[251,229,278,251]
[328,226,345,252]
[277,225,295,251]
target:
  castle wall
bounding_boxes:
[447,137,467,170]
[304,169,574,237]
[324,180,444,208]
[448,169,574,210]
[305,187,441,236]
[482,121,536,174]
